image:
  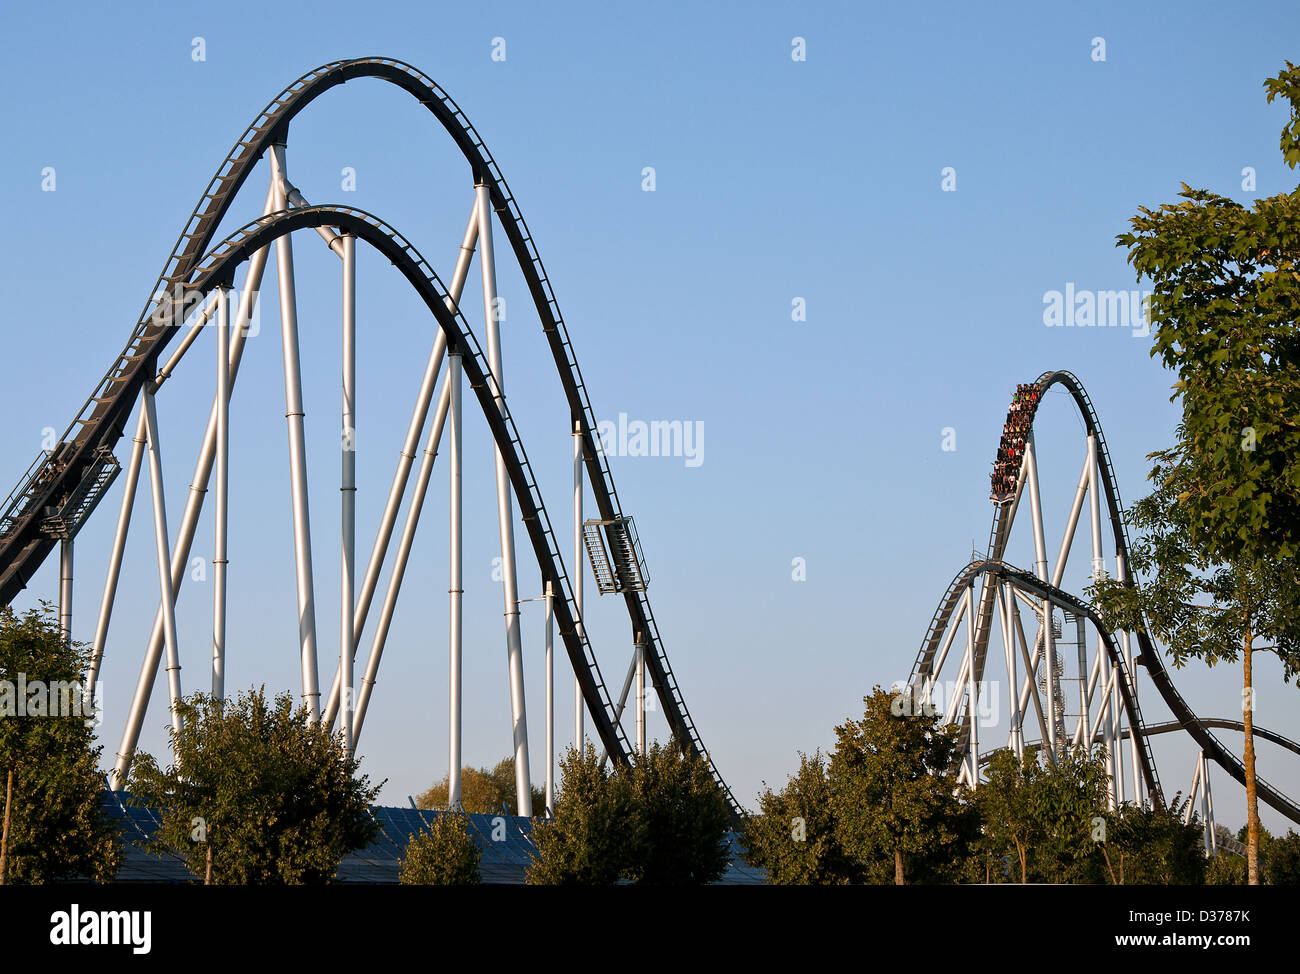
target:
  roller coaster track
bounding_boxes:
[912,370,1300,825]
[0,58,741,819]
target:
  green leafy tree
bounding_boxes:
[1116,63,1300,562]
[526,743,631,885]
[1103,800,1206,885]
[977,748,1041,884]
[399,812,481,885]
[1206,851,1248,885]
[1100,62,1300,885]
[1263,829,1300,884]
[416,756,543,815]
[621,739,731,885]
[0,604,120,884]
[128,687,381,884]
[741,750,861,885]
[978,746,1110,884]
[830,687,972,884]
[1088,458,1300,885]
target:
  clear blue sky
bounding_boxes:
[2,1,1298,832]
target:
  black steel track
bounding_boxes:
[0,59,741,819]
[911,371,1300,825]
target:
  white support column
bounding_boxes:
[998,580,1022,758]
[635,633,647,757]
[143,384,183,736]
[544,581,554,814]
[1184,758,1203,825]
[1116,549,1142,806]
[340,233,357,755]
[212,284,231,701]
[88,397,146,705]
[573,419,585,750]
[270,142,320,722]
[1203,752,1217,853]
[58,538,73,645]
[476,179,531,817]
[1026,434,1058,758]
[448,349,463,808]
[965,582,979,787]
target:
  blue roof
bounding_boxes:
[99,791,767,885]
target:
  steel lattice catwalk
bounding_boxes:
[0,59,742,822]
[908,371,1300,828]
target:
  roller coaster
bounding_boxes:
[1,60,1295,845]
[908,371,1300,841]
[0,57,739,822]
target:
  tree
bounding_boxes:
[1102,62,1300,885]
[620,739,731,885]
[128,688,381,884]
[416,756,543,815]
[1263,829,1300,884]
[978,746,1111,884]
[1104,800,1206,885]
[0,604,121,884]
[741,750,861,885]
[1088,457,1300,885]
[1116,63,1300,563]
[829,687,971,885]
[399,812,481,885]
[526,744,631,885]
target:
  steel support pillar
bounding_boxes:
[574,419,585,749]
[270,142,321,721]
[340,233,356,755]
[448,349,463,807]
[58,538,73,645]
[477,180,531,817]
[212,284,231,700]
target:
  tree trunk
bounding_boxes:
[0,765,12,885]
[894,848,905,885]
[1014,837,1027,883]
[1243,628,1260,886]
[205,842,213,885]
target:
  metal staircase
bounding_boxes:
[582,516,649,594]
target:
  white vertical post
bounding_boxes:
[1116,549,1142,806]
[1025,434,1057,759]
[998,580,1021,758]
[212,284,231,700]
[1203,752,1217,853]
[448,349,463,808]
[58,538,73,645]
[270,142,320,722]
[544,581,554,815]
[340,234,356,755]
[476,179,531,816]
[635,633,646,756]
[968,583,981,786]
[88,400,146,705]
[573,420,585,749]
[142,384,183,736]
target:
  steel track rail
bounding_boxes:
[0,58,740,818]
